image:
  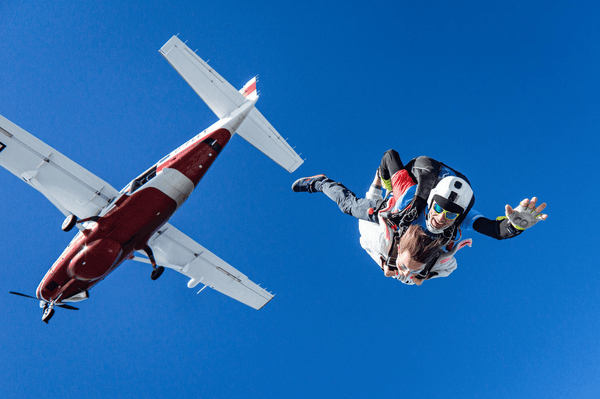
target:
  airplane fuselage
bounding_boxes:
[36,127,232,303]
[4,36,302,321]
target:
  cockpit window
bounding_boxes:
[158,153,171,165]
[126,165,158,194]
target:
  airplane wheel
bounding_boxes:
[151,266,165,281]
[62,214,78,232]
[42,308,55,324]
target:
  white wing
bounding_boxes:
[235,108,304,173]
[136,222,273,310]
[0,114,119,219]
[159,36,303,173]
[159,36,245,119]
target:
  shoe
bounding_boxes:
[291,174,327,193]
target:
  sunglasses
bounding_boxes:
[432,202,460,220]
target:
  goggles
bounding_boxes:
[398,261,425,276]
[432,202,460,220]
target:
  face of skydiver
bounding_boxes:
[428,201,459,230]
[426,176,473,233]
[396,250,425,277]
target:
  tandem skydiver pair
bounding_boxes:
[292,149,547,286]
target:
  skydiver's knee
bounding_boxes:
[384,149,399,158]
[380,149,404,177]
[338,201,355,216]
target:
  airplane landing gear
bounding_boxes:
[62,214,78,232]
[42,304,55,324]
[151,266,165,280]
[143,246,164,281]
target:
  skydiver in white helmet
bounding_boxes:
[376,149,547,243]
[292,149,547,285]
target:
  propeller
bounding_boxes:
[9,291,79,310]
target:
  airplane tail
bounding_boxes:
[159,36,303,173]
[239,76,259,101]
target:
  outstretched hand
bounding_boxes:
[505,197,548,230]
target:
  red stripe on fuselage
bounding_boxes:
[157,128,231,186]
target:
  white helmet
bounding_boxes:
[426,176,473,233]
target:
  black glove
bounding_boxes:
[399,196,426,228]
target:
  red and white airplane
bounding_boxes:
[2,36,303,323]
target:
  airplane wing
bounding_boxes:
[0,114,120,219]
[159,36,244,119]
[136,222,274,310]
[159,35,304,173]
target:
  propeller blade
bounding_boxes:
[10,291,78,310]
[9,291,37,300]
[57,304,79,311]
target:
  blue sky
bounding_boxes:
[1,1,599,398]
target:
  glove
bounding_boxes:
[506,204,546,231]
[400,197,425,226]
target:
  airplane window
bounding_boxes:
[158,154,171,165]
[128,165,158,194]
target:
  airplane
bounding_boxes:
[2,36,303,323]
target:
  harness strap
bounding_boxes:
[415,250,442,280]
[385,235,401,269]
[379,200,452,281]
[439,225,456,246]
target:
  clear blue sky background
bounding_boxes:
[1,1,599,398]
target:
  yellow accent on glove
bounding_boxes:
[496,215,525,231]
